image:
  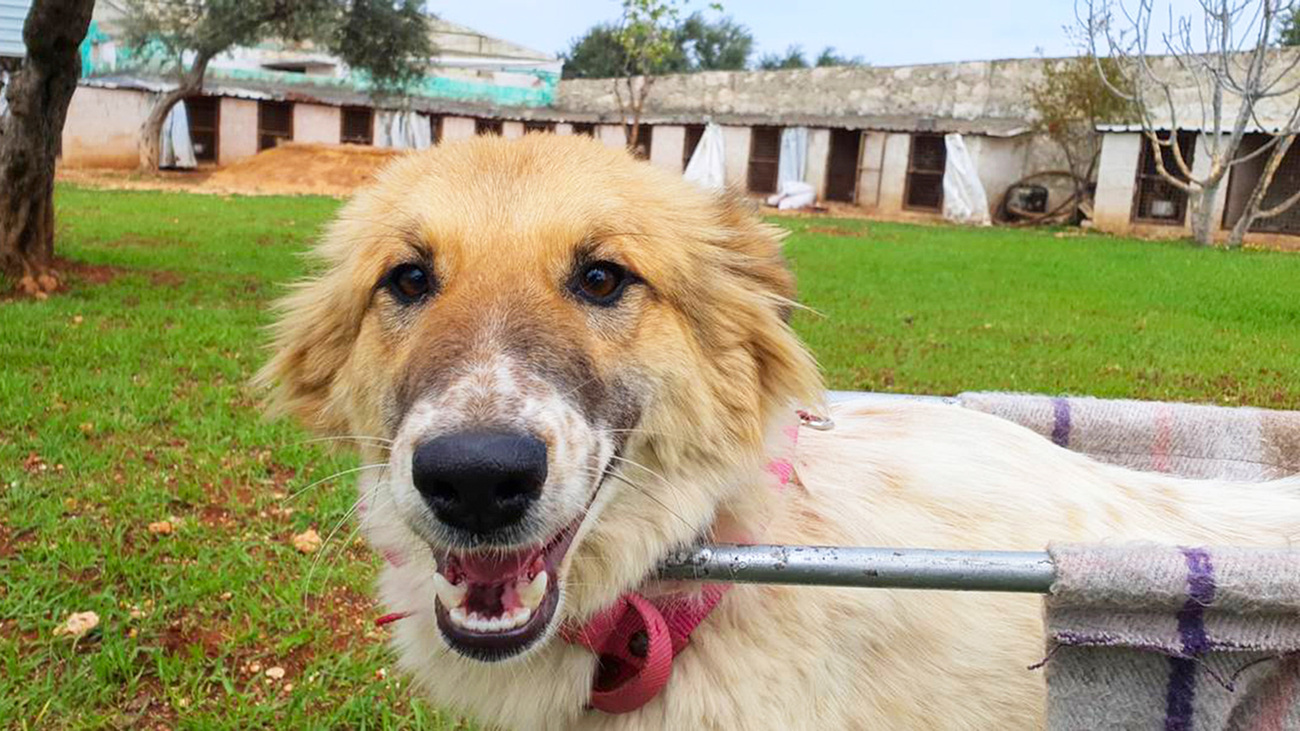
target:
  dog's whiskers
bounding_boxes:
[303,469,393,600]
[283,463,388,503]
[578,465,697,533]
[297,435,395,450]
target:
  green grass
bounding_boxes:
[3,187,1299,728]
[782,218,1300,408]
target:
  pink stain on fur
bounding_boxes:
[383,548,407,567]
[766,458,795,487]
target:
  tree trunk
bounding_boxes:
[139,53,213,171]
[0,0,96,297]
[139,88,190,171]
[1187,184,1218,246]
[1227,134,1296,248]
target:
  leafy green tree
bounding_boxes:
[121,0,435,170]
[757,45,808,70]
[1279,4,1300,44]
[678,12,752,70]
[814,46,865,67]
[561,11,750,78]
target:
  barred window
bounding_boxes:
[340,107,373,145]
[904,134,946,211]
[257,101,293,151]
[1132,131,1196,225]
[747,126,781,194]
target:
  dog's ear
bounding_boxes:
[710,190,798,322]
[255,243,369,436]
[689,188,824,423]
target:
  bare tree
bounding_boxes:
[1080,0,1300,246]
[0,0,96,297]
[1225,99,1300,243]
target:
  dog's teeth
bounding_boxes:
[432,572,467,609]
[517,570,548,609]
[450,607,467,626]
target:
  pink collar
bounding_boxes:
[375,411,812,715]
[558,418,804,714]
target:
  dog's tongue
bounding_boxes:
[455,548,540,583]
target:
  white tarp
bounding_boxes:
[766,181,816,210]
[683,122,726,191]
[777,127,809,189]
[159,100,196,170]
[941,133,991,226]
[377,110,433,150]
[0,71,9,120]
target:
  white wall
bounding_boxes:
[218,98,259,165]
[721,126,751,188]
[554,123,574,136]
[806,128,831,199]
[649,124,685,172]
[60,86,151,168]
[503,121,525,139]
[876,132,913,212]
[857,132,887,209]
[597,124,626,148]
[442,116,476,142]
[295,103,341,145]
[1093,132,1141,233]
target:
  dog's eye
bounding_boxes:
[574,262,628,306]
[387,263,432,303]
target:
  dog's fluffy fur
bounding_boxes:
[259,134,1300,730]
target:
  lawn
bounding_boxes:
[2,186,1299,729]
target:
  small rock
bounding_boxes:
[219,591,233,601]
[71,315,84,325]
[54,611,99,638]
[78,422,95,436]
[292,528,321,554]
[248,662,262,674]
[265,666,286,680]
[148,521,173,535]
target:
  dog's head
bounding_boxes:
[259,134,821,662]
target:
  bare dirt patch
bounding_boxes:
[806,224,867,238]
[58,143,406,198]
[201,143,406,197]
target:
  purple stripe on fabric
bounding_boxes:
[1050,398,1071,447]
[1164,547,1217,731]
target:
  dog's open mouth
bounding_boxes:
[431,522,577,661]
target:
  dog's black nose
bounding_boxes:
[411,431,547,536]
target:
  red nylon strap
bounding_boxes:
[561,583,729,714]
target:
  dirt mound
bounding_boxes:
[201,143,408,197]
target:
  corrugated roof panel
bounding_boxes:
[0,0,32,58]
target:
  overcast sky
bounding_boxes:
[426,0,1213,67]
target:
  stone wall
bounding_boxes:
[556,59,1050,122]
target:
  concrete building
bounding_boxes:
[0,0,30,60]
[1086,51,1300,241]
[1093,125,1300,241]
[58,7,1300,241]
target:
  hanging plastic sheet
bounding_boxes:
[777,127,809,189]
[159,100,197,169]
[941,133,990,225]
[683,122,726,191]
[377,110,433,150]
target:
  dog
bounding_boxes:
[258,134,1300,730]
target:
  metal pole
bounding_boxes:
[658,544,1056,594]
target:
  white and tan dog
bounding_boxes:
[259,134,1300,730]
